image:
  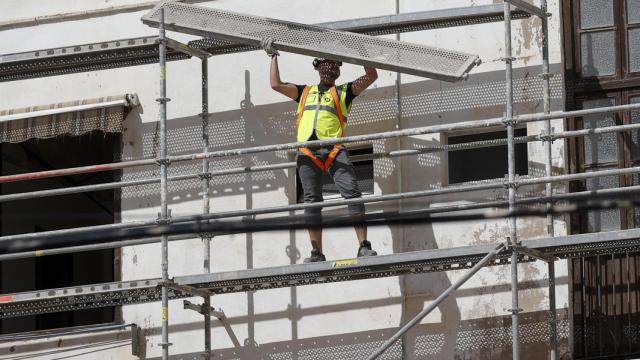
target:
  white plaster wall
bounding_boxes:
[0,0,569,359]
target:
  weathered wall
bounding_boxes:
[0,0,570,358]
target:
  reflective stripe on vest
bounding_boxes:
[297,85,347,172]
[296,83,350,142]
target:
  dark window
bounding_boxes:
[447,129,528,184]
[0,131,121,334]
[296,146,374,203]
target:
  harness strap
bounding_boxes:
[329,86,346,129]
[298,144,343,173]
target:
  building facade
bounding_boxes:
[0,0,637,359]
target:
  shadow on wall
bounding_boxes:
[120,64,564,359]
[118,64,564,211]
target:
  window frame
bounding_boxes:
[566,0,640,93]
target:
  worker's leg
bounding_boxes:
[329,149,370,246]
[296,154,324,254]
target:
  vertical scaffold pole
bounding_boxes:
[549,259,558,359]
[157,8,171,360]
[539,1,558,358]
[201,57,212,360]
[541,0,554,237]
[503,3,520,360]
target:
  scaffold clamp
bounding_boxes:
[538,72,554,80]
[538,130,555,143]
[156,209,172,224]
[502,176,520,190]
[156,157,172,166]
[501,115,519,127]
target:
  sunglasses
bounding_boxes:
[313,59,343,67]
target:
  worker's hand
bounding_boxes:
[260,37,280,57]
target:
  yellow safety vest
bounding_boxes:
[296,84,350,142]
[296,84,350,172]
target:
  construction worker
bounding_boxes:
[261,38,379,263]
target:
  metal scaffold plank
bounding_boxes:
[141,2,480,82]
[0,4,527,82]
[1,228,640,319]
[504,0,548,18]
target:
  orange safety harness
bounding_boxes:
[296,85,346,172]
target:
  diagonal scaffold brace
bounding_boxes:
[366,243,507,359]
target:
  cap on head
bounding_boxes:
[312,58,343,68]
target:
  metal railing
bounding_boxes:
[1,2,639,359]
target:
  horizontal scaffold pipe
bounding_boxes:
[0,135,534,203]
[0,103,639,185]
[7,195,637,254]
[1,185,638,260]
[1,165,640,252]
[6,117,640,203]
[0,234,196,261]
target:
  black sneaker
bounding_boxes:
[357,240,378,257]
[304,249,326,263]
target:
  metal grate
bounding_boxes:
[2,228,640,319]
[142,2,480,82]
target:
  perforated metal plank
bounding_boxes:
[0,244,514,319]
[2,228,640,319]
[319,4,530,36]
[0,5,524,82]
[0,278,184,319]
[505,0,548,18]
[141,2,480,82]
[0,36,189,83]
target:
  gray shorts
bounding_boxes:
[297,147,365,217]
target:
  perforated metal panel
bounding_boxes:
[586,174,622,232]
[3,228,640,319]
[630,0,640,24]
[582,98,618,164]
[580,30,616,77]
[580,0,614,29]
[631,97,640,161]
[142,2,480,82]
[629,28,640,73]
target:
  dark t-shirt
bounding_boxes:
[294,82,357,108]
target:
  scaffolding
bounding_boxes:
[0,2,640,359]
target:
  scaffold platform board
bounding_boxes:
[1,228,639,319]
[0,4,526,82]
[141,2,480,82]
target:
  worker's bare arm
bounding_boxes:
[351,66,378,96]
[270,55,299,100]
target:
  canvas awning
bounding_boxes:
[0,94,138,143]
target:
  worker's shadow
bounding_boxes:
[373,132,462,359]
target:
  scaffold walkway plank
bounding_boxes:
[0,4,527,82]
[0,228,639,319]
[141,2,480,82]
